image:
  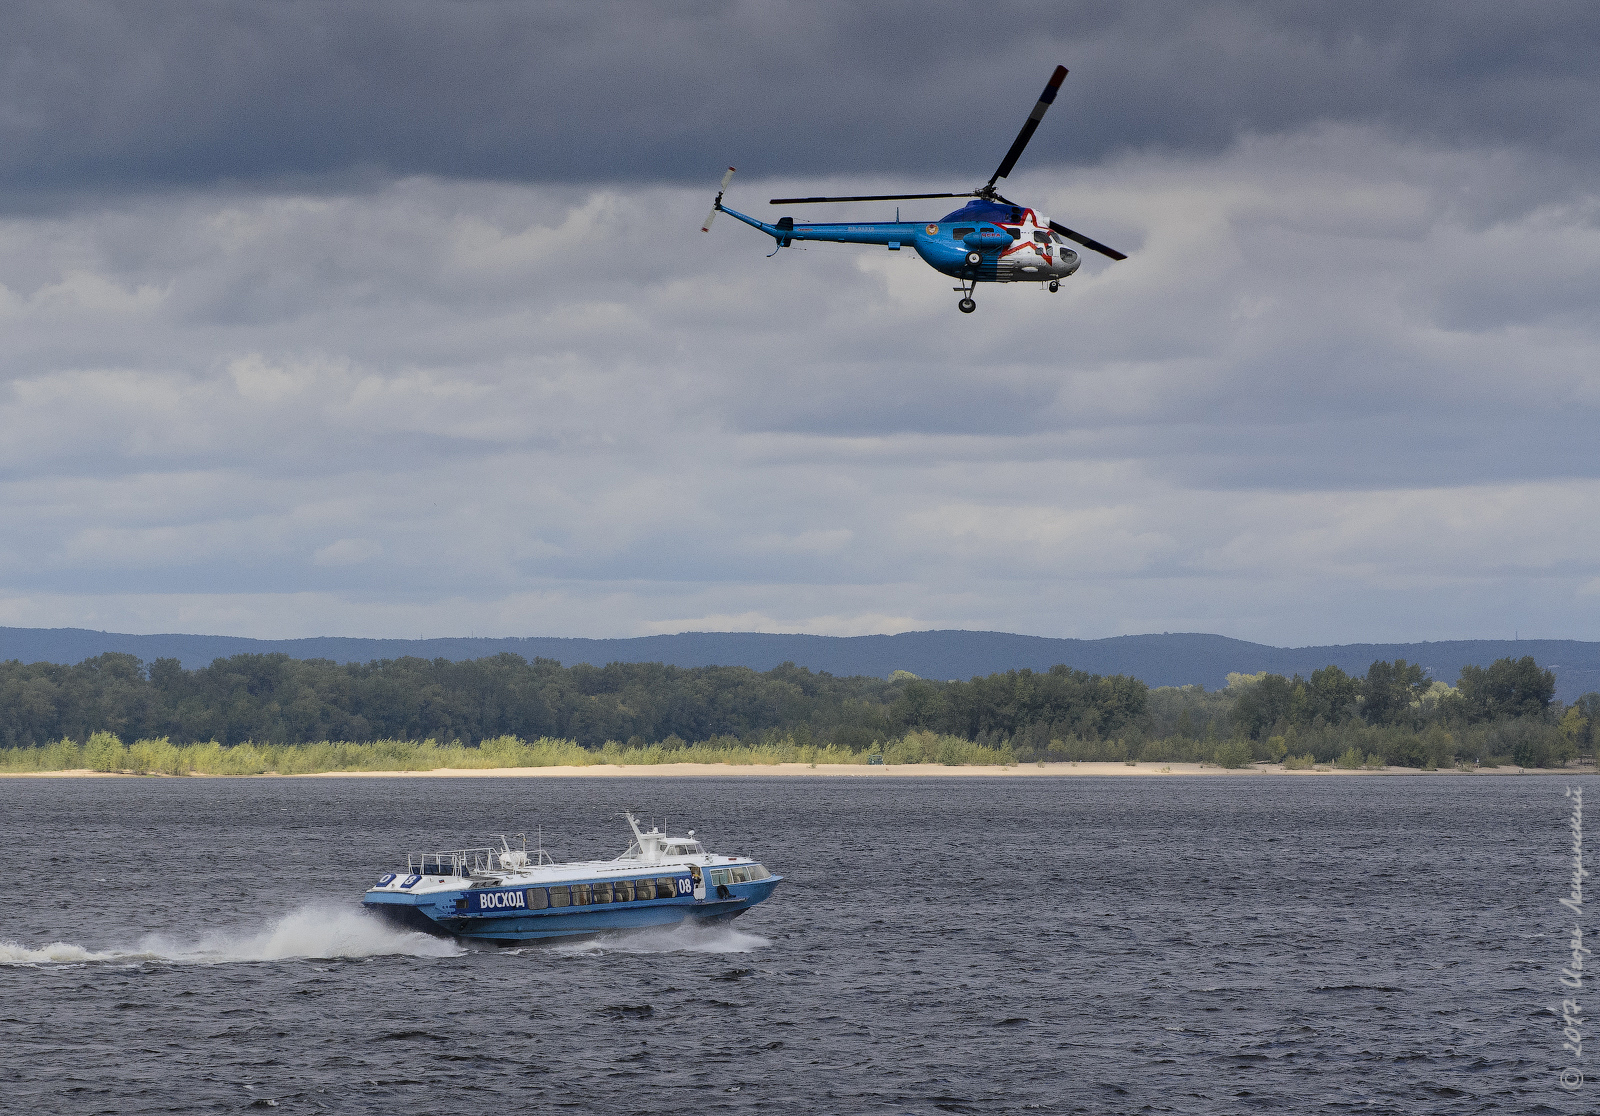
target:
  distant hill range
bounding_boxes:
[4,626,1599,703]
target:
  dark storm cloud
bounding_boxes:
[4,0,1597,199]
[4,3,1599,645]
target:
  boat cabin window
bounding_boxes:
[733,866,752,883]
[524,888,549,910]
[953,227,975,239]
[748,864,771,880]
[570,883,592,906]
[592,881,613,904]
[656,876,682,898]
[614,880,635,902]
[663,841,704,855]
[548,885,570,907]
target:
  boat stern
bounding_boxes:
[361,872,467,937]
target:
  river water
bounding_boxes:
[0,774,1593,1114]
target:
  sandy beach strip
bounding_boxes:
[4,761,1593,778]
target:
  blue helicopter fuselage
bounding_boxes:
[718,199,1080,284]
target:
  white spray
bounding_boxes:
[1,905,463,966]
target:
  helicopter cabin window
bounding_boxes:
[1002,226,1021,240]
[1033,231,1050,244]
[952,227,975,239]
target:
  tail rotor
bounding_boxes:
[701,167,736,232]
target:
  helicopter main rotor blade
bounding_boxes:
[986,65,1068,191]
[1048,220,1126,261]
[701,166,736,232]
[768,192,972,205]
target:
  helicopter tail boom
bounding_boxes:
[716,203,920,248]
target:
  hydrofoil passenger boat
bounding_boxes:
[361,814,781,943]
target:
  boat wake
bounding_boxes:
[0,906,464,966]
[550,921,770,956]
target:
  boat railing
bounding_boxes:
[406,835,554,876]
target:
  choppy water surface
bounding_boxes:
[1,775,1593,1114]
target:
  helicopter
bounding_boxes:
[701,65,1126,314]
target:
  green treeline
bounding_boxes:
[1140,655,1596,770]
[0,650,1595,772]
[0,653,1145,751]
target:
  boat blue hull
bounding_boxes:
[362,877,780,943]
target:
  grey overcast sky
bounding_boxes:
[2,1,1598,643]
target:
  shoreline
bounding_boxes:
[4,761,1595,779]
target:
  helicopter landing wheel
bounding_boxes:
[965,251,982,266]
[1048,280,1060,293]
[958,298,976,314]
